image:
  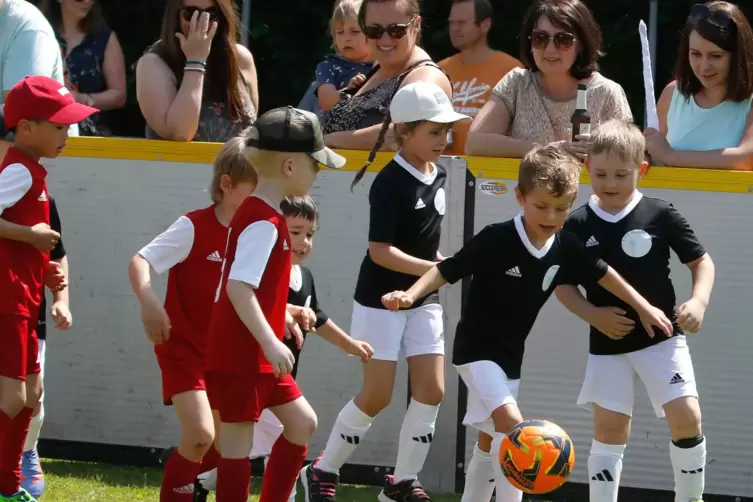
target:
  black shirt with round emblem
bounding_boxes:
[354,154,446,310]
[285,264,329,378]
[438,215,608,379]
[561,194,706,355]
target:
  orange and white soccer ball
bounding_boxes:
[499,419,575,494]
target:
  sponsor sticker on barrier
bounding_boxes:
[478,180,508,196]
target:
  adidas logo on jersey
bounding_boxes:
[415,198,426,209]
[283,240,289,250]
[206,251,222,262]
[586,236,599,247]
[669,373,685,385]
[506,266,522,278]
[591,469,614,482]
[38,191,48,202]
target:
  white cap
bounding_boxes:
[390,82,471,124]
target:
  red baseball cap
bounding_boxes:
[4,76,98,129]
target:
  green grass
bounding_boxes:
[42,459,463,502]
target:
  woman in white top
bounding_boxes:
[646,1,753,170]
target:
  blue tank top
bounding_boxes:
[666,85,752,151]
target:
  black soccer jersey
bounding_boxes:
[285,264,329,378]
[562,193,706,355]
[37,196,66,340]
[354,154,446,310]
[439,215,608,379]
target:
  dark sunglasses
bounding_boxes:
[180,6,220,22]
[530,30,576,51]
[362,17,417,40]
[690,3,732,29]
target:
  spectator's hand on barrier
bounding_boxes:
[348,340,375,363]
[176,10,218,63]
[29,223,60,252]
[140,296,171,344]
[44,261,67,292]
[51,301,73,331]
[262,338,295,378]
[592,306,635,340]
[346,74,367,90]
[644,128,672,164]
[284,309,305,349]
[381,291,414,312]
[676,298,706,334]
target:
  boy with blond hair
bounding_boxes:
[556,120,714,502]
[206,106,345,501]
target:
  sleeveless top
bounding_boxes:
[323,59,449,134]
[144,45,256,143]
[667,85,752,151]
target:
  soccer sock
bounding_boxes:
[670,435,706,502]
[460,442,495,502]
[160,449,201,501]
[318,399,375,474]
[216,457,251,502]
[490,434,523,502]
[200,443,220,473]
[588,439,626,502]
[23,404,44,452]
[0,407,33,495]
[260,436,307,502]
[393,399,439,482]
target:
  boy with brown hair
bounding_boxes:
[382,143,673,502]
[128,135,257,501]
[205,106,345,501]
[0,75,96,502]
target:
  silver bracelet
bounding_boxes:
[184,66,206,74]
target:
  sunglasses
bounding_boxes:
[362,17,417,40]
[180,6,220,22]
[690,3,733,30]
[530,30,576,51]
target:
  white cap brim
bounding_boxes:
[423,110,473,124]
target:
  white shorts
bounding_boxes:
[456,360,520,436]
[37,339,46,403]
[249,409,284,459]
[350,301,444,361]
[578,336,698,418]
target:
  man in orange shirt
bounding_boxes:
[439,0,521,155]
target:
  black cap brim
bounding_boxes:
[310,146,346,169]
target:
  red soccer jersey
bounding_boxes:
[138,206,228,363]
[207,196,291,375]
[0,148,50,317]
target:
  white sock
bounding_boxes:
[588,440,625,502]
[460,442,495,502]
[490,434,523,502]
[23,404,44,452]
[197,467,217,491]
[318,399,375,474]
[670,437,706,502]
[393,399,439,483]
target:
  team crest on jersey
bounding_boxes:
[434,188,446,216]
[542,265,560,291]
[38,191,48,202]
[621,229,652,258]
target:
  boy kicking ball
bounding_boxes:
[382,143,673,502]
[555,120,714,502]
[205,107,345,501]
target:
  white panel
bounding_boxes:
[466,178,753,498]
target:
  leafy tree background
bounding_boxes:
[37,0,753,138]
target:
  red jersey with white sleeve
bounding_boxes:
[0,148,50,317]
[138,206,228,363]
[207,196,292,375]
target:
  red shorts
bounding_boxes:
[156,352,207,406]
[0,315,41,380]
[206,371,302,424]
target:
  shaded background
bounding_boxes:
[37,0,753,138]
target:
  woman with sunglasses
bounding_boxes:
[39,0,125,137]
[320,0,452,151]
[645,2,753,170]
[465,0,632,161]
[135,0,258,142]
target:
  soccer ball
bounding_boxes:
[498,419,575,494]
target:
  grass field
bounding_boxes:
[41,459,464,502]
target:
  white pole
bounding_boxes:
[646,0,659,128]
[241,0,251,47]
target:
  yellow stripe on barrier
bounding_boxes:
[61,137,753,194]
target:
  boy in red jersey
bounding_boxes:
[0,76,96,502]
[206,106,345,502]
[128,135,257,502]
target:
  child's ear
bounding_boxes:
[219,174,233,191]
[514,186,525,207]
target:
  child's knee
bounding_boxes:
[284,410,317,445]
[594,410,631,444]
[665,397,702,439]
[491,404,523,433]
[413,382,443,406]
[355,390,392,416]
[183,425,215,454]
